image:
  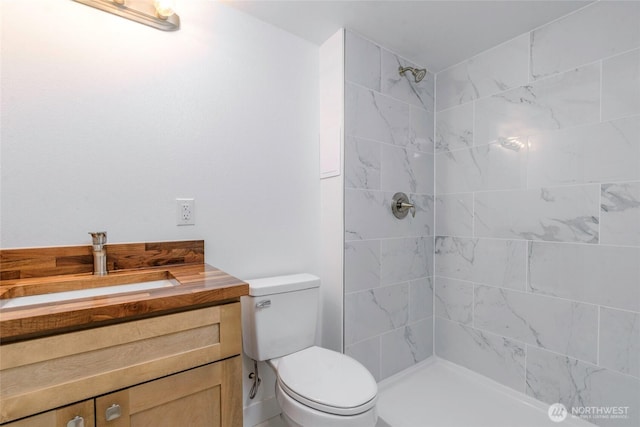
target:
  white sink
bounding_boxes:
[0,279,178,309]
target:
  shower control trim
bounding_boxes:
[391,192,416,219]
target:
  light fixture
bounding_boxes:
[73,0,180,31]
[498,136,526,152]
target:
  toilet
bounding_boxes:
[241,273,378,427]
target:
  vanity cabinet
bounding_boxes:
[0,303,243,427]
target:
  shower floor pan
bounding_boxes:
[377,358,593,427]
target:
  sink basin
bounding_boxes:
[0,271,179,309]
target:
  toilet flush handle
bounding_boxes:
[256,299,271,309]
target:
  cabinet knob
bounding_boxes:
[67,416,85,427]
[105,403,122,421]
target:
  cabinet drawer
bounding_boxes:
[0,302,241,424]
[2,400,95,427]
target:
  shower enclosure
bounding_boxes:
[338,1,640,426]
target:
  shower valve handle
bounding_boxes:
[398,201,416,217]
[391,192,416,219]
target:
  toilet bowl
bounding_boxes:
[270,346,378,426]
[241,274,378,427]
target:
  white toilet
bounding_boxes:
[242,273,378,427]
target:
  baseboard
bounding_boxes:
[243,395,282,427]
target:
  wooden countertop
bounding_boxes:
[0,263,249,343]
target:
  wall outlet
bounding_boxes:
[176,198,195,226]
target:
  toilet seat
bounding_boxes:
[275,381,378,427]
[275,346,378,416]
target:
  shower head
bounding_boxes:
[399,66,427,83]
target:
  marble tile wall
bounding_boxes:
[343,30,435,381]
[433,2,640,426]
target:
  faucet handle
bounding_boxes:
[391,193,416,219]
[88,231,107,246]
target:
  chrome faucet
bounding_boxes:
[88,231,108,276]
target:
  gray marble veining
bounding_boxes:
[528,241,640,312]
[345,189,387,241]
[435,103,474,152]
[436,34,529,111]
[429,2,640,420]
[345,136,381,190]
[435,317,526,392]
[526,347,640,427]
[409,277,433,321]
[530,1,640,80]
[381,317,433,378]
[382,49,434,112]
[435,193,474,237]
[344,32,434,379]
[600,182,640,247]
[474,285,598,363]
[381,144,434,195]
[345,189,433,240]
[344,283,409,346]
[344,240,381,293]
[345,82,410,146]
[435,277,473,325]
[435,236,527,290]
[474,185,600,243]
[435,141,527,194]
[599,307,640,379]
[474,63,600,147]
[381,236,433,285]
[409,105,435,153]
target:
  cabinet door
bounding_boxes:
[96,356,242,427]
[1,303,242,424]
[3,400,95,427]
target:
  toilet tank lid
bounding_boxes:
[245,273,320,296]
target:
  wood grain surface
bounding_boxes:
[0,240,248,342]
[0,240,204,280]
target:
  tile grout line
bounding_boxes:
[596,305,601,367]
[471,96,476,240]
[414,234,640,249]
[598,182,602,245]
[528,29,533,85]
[525,240,530,294]
[523,344,529,395]
[472,282,476,330]
[433,273,640,314]
[599,59,603,124]
[433,69,438,359]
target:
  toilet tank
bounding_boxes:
[241,273,320,361]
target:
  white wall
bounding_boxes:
[0,0,320,280]
[1,2,320,425]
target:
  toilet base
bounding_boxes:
[280,411,303,427]
[275,381,378,427]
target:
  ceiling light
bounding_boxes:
[74,0,180,31]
